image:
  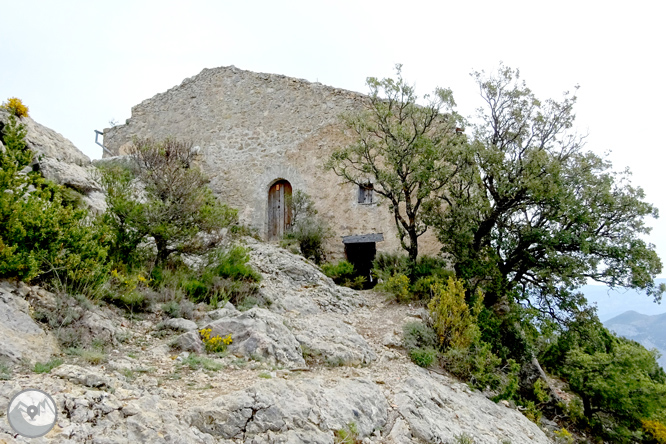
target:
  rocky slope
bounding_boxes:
[0,114,552,443]
[0,240,551,444]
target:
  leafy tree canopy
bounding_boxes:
[430,64,663,320]
[100,137,237,267]
[327,65,467,263]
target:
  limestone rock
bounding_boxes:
[189,378,388,441]
[206,301,240,321]
[247,239,365,315]
[0,280,59,364]
[0,110,91,166]
[291,313,376,366]
[80,189,107,214]
[38,158,101,193]
[204,307,305,367]
[53,364,113,388]
[393,367,550,444]
[174,330,204,353]
[0,110,108,214]
[161,317,198,332]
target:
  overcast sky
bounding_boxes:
[2,1,666,287]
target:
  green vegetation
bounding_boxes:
[0,362,11,380]
[0,114,110,295]
[333,422,361,444]
[345,64,666,442]
[448,434,475,444]
[327,65,464,264]
[100,137,237,267]
[373,252,453,302]
[199,328,232,353]
[541,313,666,442]
[33,358,63,374]
[179,354,223,371]
[283,190,330,264]
[321,260,365,289]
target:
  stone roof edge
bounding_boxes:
[129,65,369,116]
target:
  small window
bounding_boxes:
[358,183,374,204]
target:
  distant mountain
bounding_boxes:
[579,278,666,322]
[604,310,666,369]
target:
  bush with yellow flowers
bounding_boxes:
[643,419,666,444]
[1,97,29,118]
[199,328,232,353]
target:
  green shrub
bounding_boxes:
[0,362,11,380]
[448,433,475,444]
[560,338,666,439]
[372,252,411,282]
[182,279,208,300]
[442,342,502,390]
[403,321,438,351]
[284,190,330,264]
[379,273,411,302]
[333,422,361,444]
[373,253,452,283]
[321,260,367,289]
[553,428,574,444]
[148,245,261,309]
[411,275,444,300]
[102,269,149,312]
[322,260,355,281]
[410,347,437,367]
[372,253,453,302]
[81,350,107,365]
[161,298,195,319]
[0,115,110,295]
[33,358,63,374]
[428,277,482,349]
[208,246,261,283]
[180,354,223,371]
[199,328,232,353]
[1,97,29,118]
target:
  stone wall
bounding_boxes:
[103,66,440,258]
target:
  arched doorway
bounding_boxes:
[268,180,292,240]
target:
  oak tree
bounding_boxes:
[101,137,237,266]
[431,64,664,320]
[327,65,467,264]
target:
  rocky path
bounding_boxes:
[0,240,552,444]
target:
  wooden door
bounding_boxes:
[268,180,292,240]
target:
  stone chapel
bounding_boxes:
[103,65,440,270]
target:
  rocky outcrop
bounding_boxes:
[0,281,59,365]
[0,109,106,213]
[205,307,306,367]
[395,367,545,444]
[291,313,377,366]
[189,378,388,442]
[0,110,91,166]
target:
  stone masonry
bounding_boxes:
[103,66,440,258]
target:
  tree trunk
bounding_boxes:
[154,236,170,266]
[407,229,419,280]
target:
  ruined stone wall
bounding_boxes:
[103,66,440,258]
